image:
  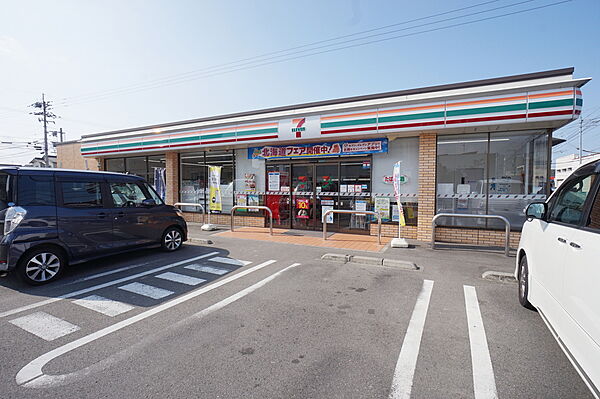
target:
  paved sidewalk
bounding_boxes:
[214,226,391,252]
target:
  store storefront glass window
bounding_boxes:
[436,131,549,229]
[104,155,166,186]
[179,150,234,213]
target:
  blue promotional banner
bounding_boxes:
[248,138,388,160]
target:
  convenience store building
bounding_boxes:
[57,67,589,246]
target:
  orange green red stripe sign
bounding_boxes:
[81,88,582,157]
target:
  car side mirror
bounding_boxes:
[525,202,547,220]
[142,199,156,207]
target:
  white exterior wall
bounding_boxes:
[371,137,419,196]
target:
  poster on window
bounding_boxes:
[244,173,256,191]
[247,194,259,212]
[236,193,247,212]
[208,166,222,212]
[374,197,391,221]
[355,199,367,215]
[268,172,280,191]
[296,198,310,219]
[322,206,334,223]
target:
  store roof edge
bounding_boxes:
[81,67,580,141]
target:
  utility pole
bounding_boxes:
[59,127,64,143]
[579,117,583,165]
[29,94,57,168]
[42,93,49,167]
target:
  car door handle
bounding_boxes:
[569,242,582,249]
[557,237,567,244]
[114,212,125,219]
[97,212,107,219]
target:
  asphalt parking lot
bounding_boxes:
[0,229,593,399]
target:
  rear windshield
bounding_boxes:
[0,173,9,210]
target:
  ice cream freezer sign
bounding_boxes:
[248,138,388,159]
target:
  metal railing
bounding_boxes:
[230,205,273,235]
[431,213,511,257]
[173,202,208,224]
[322,209,382,245]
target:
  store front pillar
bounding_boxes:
[165,151,179,205]
[417,132,437,242]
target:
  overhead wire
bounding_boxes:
[57,0,507,105]
[56,0,568,108]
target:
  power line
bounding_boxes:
[57,0,507,105]
[56,0,569,108]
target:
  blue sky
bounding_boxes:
[0,0,598,165]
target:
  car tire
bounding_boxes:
[17,246,65,286]
[161,227,183,252]
[518,255,535,310]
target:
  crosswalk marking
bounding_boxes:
[118,282,174,299]
[464,285,498,399]
[209,257,251,267]
[155,272,207,286]
[389,279,434,399]
[9,311,80,341]
[185,264,230,275]
[72,295,134,317]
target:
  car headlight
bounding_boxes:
[4,206,27,235]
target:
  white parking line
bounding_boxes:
[16,259,279,387]
[118,282,174,299]
[209,256,251,267]
[464,285,498,399]
[155,272,206,286]
[389,279,434,399]
[0,251,219,319]
[9,312,80,341]
[185,264,229,275]
[72,295,134,317]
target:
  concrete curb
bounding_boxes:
[321,253,419,270]
[482,270,516,283]
[188,238,213,245]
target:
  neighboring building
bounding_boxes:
[56,67,590,247]
[27,155,57,168]
[554,153,600,187]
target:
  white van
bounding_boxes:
[518,159,600,398]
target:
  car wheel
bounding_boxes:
[518,255,535,310]
[17,247,65,285]
[162,227,183,252]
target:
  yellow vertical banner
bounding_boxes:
[208,166,222,212]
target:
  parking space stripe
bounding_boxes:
[72,295,134,317]
[389,279,434,399]
[0,251,219,319]
[464,285,498,399]
[155,272,207,286]
[17,259,278,387]
[185,264,230,275]
[9,312,80,341]
[118,283,174,299]
[209,256,251,267]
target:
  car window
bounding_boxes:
[18,175,56,206]
[586,187,600,231]
[548,174,596,225]
[144,183,164,205]
[0,173,9,210]
[110,182,149,207]
[61,181,103,207]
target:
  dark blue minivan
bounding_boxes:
[0,167,187,285]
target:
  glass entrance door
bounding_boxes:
[316,163,339,231]
[292,164,315,230]
[265,164,291,228]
